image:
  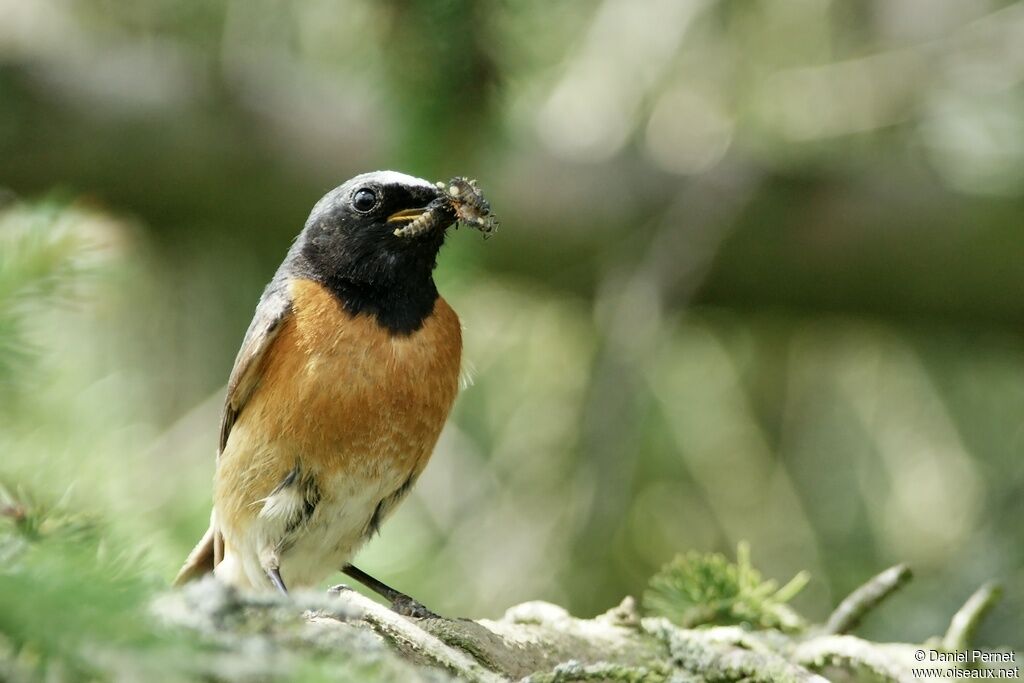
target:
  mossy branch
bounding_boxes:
[324,588,505,683]
[823,563,912,635]
[147,549,1010,683]
[942,582,1003,651]
[5,497,1013,683]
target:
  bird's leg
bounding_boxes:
[338,564,439,619]
[267,566,288,595]
[260,548,288,595]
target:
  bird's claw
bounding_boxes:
[328,583,438,618]
[391,595,439,619]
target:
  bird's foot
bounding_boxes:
[329,583,437,618]
[337,564,442,619]
[390,594,439,619]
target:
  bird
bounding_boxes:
[173,170,485,616]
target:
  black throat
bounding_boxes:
[320,273,439,336]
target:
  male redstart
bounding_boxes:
[174,171,496,616]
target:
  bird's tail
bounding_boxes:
[172,513,223,586]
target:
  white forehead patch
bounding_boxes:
[352,170,434,190]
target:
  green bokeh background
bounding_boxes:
[2,0,1022,652]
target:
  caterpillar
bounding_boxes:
[391,196,453,239]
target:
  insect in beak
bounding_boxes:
[386,207,429,225]
[391,177,498,239]
[391,203,450,238]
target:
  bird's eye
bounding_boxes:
[352,188,378,213]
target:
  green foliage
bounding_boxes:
[0,202,191,682]
[0,199,108,409]
[0,483,173,681]
[642,543,809,631]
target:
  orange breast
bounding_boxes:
[215,277,462,531]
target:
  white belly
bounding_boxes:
[214,467,407,591]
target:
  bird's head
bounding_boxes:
[294,171,453,289]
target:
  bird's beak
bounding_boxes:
[386,207,428,225]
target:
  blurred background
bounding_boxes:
[1,0,1022,652]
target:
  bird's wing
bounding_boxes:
[219,278,293,455]
[173,278,293,586]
